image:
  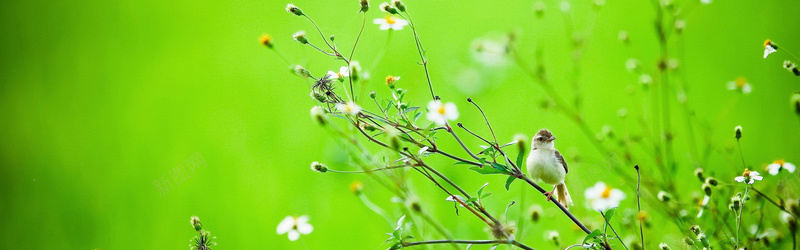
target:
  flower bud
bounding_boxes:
[787,199,800,217]
[697,233,710,248]
[659,243,671,250]
[292,65,310,78]
[310,106,327,125]
[791,92,800,115]
[682,236,694,245]
[391,0,406,12]
[514,134,528,154]
[407,199,422,213]
[310,161,328,173]
[359,0,370,12]
[259,34,273,48]
[705,177,718,186]
[286,4,304,16]
[546,230,560,245]
[529,205,542,223]
[675,19,685,34]
[730,196,742,212]
[190,216,203,232]
[694,168,705,182]
[734,125,742,140]
[380,2,399,14]
[657,191,672,202]
[369,91,376,99]
[702,183,712,196]
[293,31,308,44]
[386,128,401,151]
[349,61,362,82]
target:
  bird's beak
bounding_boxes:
[547,136,556,142]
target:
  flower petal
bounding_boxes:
[297,222,313,234]
[277,216,295,234]
[373,18,386,24]
[785,162,796,173]
[444,102,459,120]
[767,163,781,175]
[734,176,745,182]
[742,84,752,94]
[287,230,300,241]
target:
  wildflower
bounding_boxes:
[310,161,328,173]
[426,100,459,125]
[560,1,570,13]
[379,2,399,14]
[369,91,376,99]
[546,230,560,245]
[260,34,273,48]
[727,77,752,94]
[292,31,308,44]
[657,191,672,202]
[310,106,327,125]
[326,66,350,80]
[276,215,313,241]
[734,125,743,139]
[793,92,800,115]
[514,134,528,153]
[391,0,406,12]
[335,101,361,116]
[766,160,796,175]
[286,4,304,16]
[764,39,778,59]
[734,169,763,184]
[584,181,626,211]
[385,75,400,88]
[471,36,510,66]
[359,0,369,12]
[350,181,363,195]
[190,216,203,232]
[373,16,408,30]
[529,204,542,222]
[659,243,672,250]
[696,195,710,218]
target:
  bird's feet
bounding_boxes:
[544,191,554,202]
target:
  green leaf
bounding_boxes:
[505,176,516,191]
[477,183,489,197]
[604,207,617,221]
[491,162,508,173]
[515,151,524,169]
[469,166,505,175]
[465,197,478,203]
[480,193,492,199]
[583,229,603,244]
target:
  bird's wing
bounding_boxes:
[555,150,568,174]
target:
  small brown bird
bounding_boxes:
[526,129,573,208]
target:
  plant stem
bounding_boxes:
[399,12,435,100]
[634,165,645,248]
[402,239,533,250]
[518,174,591,234]
[601,211,629,250]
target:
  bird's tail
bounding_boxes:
[556,183,573,209]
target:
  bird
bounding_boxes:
[526,129,573,208]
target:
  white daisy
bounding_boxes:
[584,181,625,211]
[766,160,796,175]
[727,77,752,94]
[325,66,349,80]
[373,16,408,30]
[426,100,459,125]
[336,102,361,116]
[276,215,313,241]
[764,40,778,59]
[734,169,763,184]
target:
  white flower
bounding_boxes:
[734,169,763,184]
[727,77,752,94]
[696,195,710,218]
[426,100,459,125]
[373,16,408,30]
[276,215,313,241]
[471,36,510,67]
[336,102,361,116]
[584,181,625,211]
[766,160,796,175]
[325,66,350,80]
[764,40,778,59]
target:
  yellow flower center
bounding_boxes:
[742,168,751,177]
[345,105,353,112]
[601,187,612,198]
[385,16,396,24]
[764,39,773,48]
[437,106,446,115]
[774,159,785,166]
[636,211,647,221]
[735,77,747,88]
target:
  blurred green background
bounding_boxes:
[1,0,799,249]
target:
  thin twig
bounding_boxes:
[601,211,629,250]
[635,165,645,247]
[402,239,533,250]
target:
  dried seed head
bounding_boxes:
[190,216,203,232]
[292,65,310,78]
[293,31,308,44]
[391,0,406,12]
[310,161,328,173]
[286,4,304,16]
[259,34,273,48]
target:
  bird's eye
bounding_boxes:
[537,137,543,141]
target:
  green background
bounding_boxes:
[1,0,798,249]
